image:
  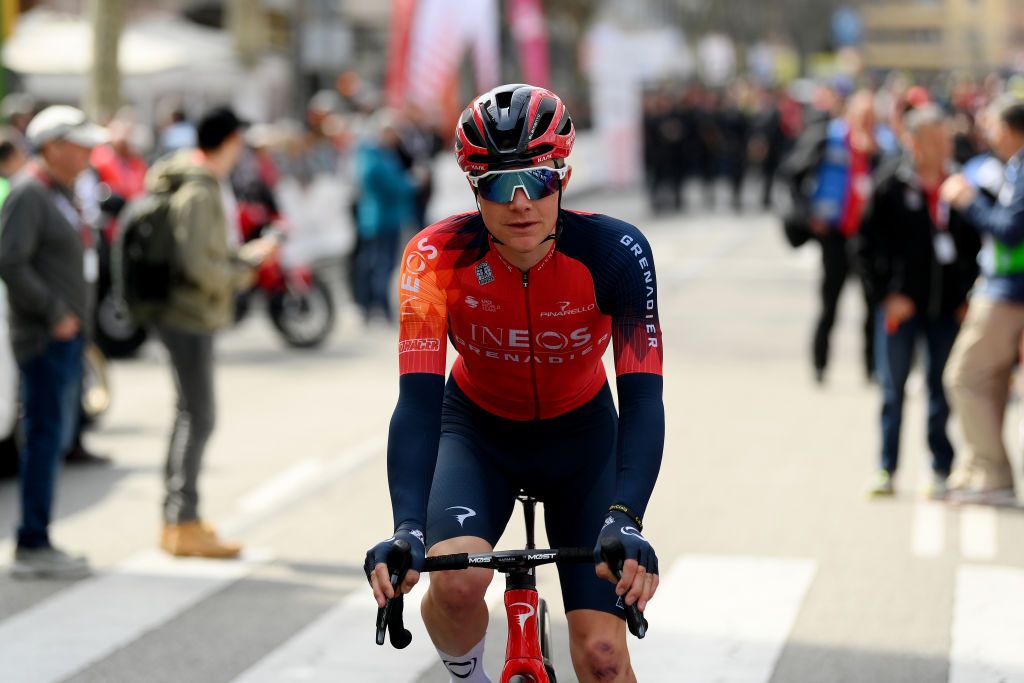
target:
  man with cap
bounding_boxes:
[149,106,278,558]
[0,105,106,578]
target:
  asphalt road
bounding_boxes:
[1,185,1023,683]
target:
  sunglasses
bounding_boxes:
[467,166,570,203]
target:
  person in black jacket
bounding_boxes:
[856,105,981,498]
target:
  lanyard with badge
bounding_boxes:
[32,164,99,284]
[914,178,958,266]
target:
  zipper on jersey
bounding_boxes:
[522,269,541,420]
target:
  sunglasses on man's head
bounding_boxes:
[467,166,570,203]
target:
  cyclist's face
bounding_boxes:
[476,161,570,257]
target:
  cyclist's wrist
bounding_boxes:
[607,504,643,532]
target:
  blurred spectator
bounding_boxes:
[643,88,690,214]
[152,106,278,558]
[941,96,1024,505]
[1,93,36,140]
[717,87,751,211]
[0,126,28,479]
[0,105,107,579]
[782,89,897,384]
[353,109,415,323]
[750,87,790,210]
[856,105,980,498]
[695,86,722,209]
[91,112,149,204]
[159,109,197,155]
[397,103,444,231]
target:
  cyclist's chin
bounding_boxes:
[496,232,544,253]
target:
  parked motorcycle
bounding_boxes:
[92,180,336,354]
[235,194,337,349]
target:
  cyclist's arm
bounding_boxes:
[388,236,449,530]
[609,229,665,519]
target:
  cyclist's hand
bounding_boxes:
[594,511,660,612]
[364,524,425,608]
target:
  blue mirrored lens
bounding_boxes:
[476,168,562,202]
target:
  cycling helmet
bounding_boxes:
[455,84,575,174]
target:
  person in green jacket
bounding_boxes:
[151,107,278,558]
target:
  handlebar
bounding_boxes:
[422,546,594,572]
[373,541,650,647]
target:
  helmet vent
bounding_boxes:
[461,121,484,147]
[532,112,554,140]
[494,90,515,109]
[558,115,573,136]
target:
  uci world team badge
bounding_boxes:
[476,261,495,286]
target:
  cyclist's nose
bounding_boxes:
[509,187,532,208]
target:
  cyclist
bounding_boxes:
[366,84,665,683]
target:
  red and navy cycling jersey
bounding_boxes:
[398,210,663,421]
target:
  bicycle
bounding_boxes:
[374,492,649,683]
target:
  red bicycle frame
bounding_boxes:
[502,580,549,682]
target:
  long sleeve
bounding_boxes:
[0,185,69,327]
[609,228,665,517]
[170,183,251,296]
[389,232,450,528]
[387,373,445,529]
[964,171,1024,246]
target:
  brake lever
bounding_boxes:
[599,538,649,639]
[375,539,413,647]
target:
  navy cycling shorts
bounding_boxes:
[426,377,622,617]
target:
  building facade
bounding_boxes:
[861,0,1024,74]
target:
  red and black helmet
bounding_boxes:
[455,83,575,174]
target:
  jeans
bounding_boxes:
[354,231,400,321]
[16,334,84,549]
[875,312,959,475]
[157,324,216,524]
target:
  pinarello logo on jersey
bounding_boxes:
[539,300,596,318]
[399,338,441,353]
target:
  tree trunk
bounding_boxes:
[87,0,126,123]
[227,0,267,68]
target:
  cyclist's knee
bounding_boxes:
[567,611,632,682]
[426,537,492,617]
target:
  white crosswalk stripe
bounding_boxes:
[0,550,267,683]
[632,555,817,683]
[950,565,1024,683]
[4,551,1024,681]
[231,575,506,683]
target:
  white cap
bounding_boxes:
[25,105,108,149]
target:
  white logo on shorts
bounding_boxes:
[446,506,477,527]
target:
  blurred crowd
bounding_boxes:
[0,88,446,575]
[769,71,1024,505]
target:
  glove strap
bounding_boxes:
[608,504,643,532]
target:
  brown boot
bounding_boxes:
[160,521,242,559]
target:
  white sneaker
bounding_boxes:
[947,487,1018,507]
[11,546,91,580]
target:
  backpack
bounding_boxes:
[111,190,180,325]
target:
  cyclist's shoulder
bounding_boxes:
[560,210,654,267]
[562,210,649,243]
[404,212,483,253]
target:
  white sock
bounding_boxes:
[438,636,491,682]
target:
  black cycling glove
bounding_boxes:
[364,523,426,584]
[594,510,659,575]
